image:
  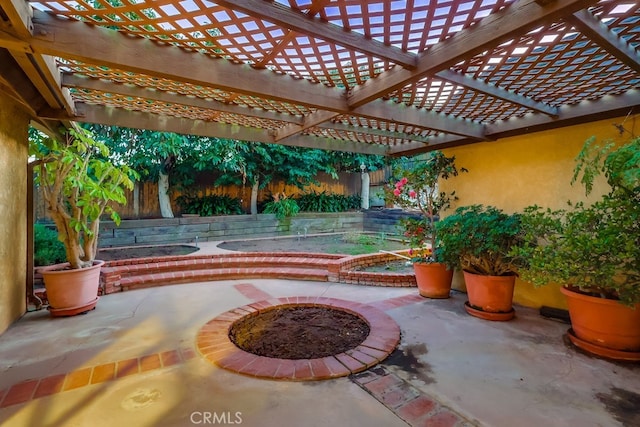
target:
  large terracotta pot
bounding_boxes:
[39,260,104,317]
[463,271,516,321]
[561,287,640,359]
[413,262,454,299]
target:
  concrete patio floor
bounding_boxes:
[1,276,638,427]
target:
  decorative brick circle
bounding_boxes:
[196,296,401,381]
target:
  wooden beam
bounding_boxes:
[353,99,488,140]
[566,10,640,74]
[485,90,640,137]
[273,110,339,141]
[0,28,32,52]
[389,90,640,156]
[62,73,304,125]
[63,73,425,142]
[316,121,431,144]
[0,48,46,114]
[31,10,347,112]
[213,1,558,117]
[1,0,75,113]
[29,10,484,138]
[214,0,417,69]
[1,0,33,38]
[435,70,559,117]
[75,104,388,155]
[347,0,598,107]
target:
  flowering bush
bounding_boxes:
[386,151,467,263]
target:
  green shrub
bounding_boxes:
[341,231,380,246]
[514,136,640,305]
[34,223,67,266]
[435,205,525,276]
[262,193,300,219]
[296,191,361,212]
[176,194,243,216]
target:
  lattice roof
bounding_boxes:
[1,0,638,156]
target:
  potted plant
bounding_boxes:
[435,205,525,320]
[30,126,137,316]
[386,151,467,298]
[515,136,640,360]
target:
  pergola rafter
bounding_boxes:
[0,0,638,156]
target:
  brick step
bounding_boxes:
[106,256,332,279]
[119,267,329,291]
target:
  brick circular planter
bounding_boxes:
[196,296,401,381]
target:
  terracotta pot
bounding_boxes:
[561,286,640,353]
[39,260,104,317]
[463,271,516,320]
[413,262,453,299]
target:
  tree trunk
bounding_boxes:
[361,171,370,210]
[250,180,259,215]
[158,172,174,218]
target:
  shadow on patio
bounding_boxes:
[1,278,638,427]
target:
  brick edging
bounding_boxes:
[196,297,401,381]
[98,251,418,295]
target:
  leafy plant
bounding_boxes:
[30,127,137,269]
[514,136,640,305]
[262,192,300,220]
[385,151,467,262]
[296,191,361,212]
[176,194,243,216]
[34,223,67,266]
[435,205,525,276]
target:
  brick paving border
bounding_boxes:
[0,347,196,409]
[196,296,401,381]
[352,366,475,427]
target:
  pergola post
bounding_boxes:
[0,95,30,334]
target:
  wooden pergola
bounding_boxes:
[1,0,638,156]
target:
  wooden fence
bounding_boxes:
[35,169,388,221]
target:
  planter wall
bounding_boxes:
[97,210,418,247]
[98,212,366,247]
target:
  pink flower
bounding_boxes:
[400,177,408,185]
[395,181,403,189]
[409,190,417,198]
[393,188,401,196]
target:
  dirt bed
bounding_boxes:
[97,245,199,261]
[229,306,370,359]
[219,233,407,255]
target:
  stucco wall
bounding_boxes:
[0,96,29,334]
[441,115,636,309]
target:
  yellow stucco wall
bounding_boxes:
[0,96,29,334]
[440,115,637,309]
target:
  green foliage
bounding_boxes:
[296,191,361,212]
[30,126,138,269]
[34,223,67,266]
[341,231,379,245]
[515,136,640,305]
[176,194,243,216]
[398,217,432,256]
[435,205,525,276]
[385,151,467,262]
[82,124,232,186]
[262,193,300,220]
